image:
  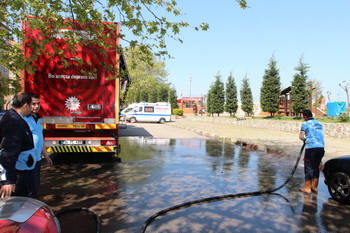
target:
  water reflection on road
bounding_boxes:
[39,137,350,233]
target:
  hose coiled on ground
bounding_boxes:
[140,143,306,233]
[55,207,101,233]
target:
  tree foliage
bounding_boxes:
[225,72,238,117]
[0,74,22,110]
[1,0,248,98]
[1,0,210,68]
[157,84,170,102]
[123,46,174,105]
[148,88,158,103]
[309,79,323,108]
[339,81,350,109]
[207,84,214,116]
[240,76,253,116]
[291,58,309,115]
[1,0,206,100]
[260,56,281,117]
[168,87,178,110]
[207,73,225,116]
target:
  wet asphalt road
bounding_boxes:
[38,123,350,233]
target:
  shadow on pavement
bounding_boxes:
[119,124,153,137]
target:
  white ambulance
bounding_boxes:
[121,102,171,123]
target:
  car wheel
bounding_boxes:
[328,172,350,204]
[159,118,165,124]
[129,117,137,123]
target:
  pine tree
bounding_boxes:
[240,76,254,116]
[225,73,238,117]
[210,73,225,116]
[168,87,178,110]
[157,85,169,102]
[291,58,309,116]
[124,46,169,104]
[207,84,214,116]
[260,56,281,117]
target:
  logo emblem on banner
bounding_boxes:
[65,96,81,111]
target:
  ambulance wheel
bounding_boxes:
[129,117,137,123]
[159,118,165,124]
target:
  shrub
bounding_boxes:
[274,114,283,119]
[338,113,350,122]
[172,109,183,116]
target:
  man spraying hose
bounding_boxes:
[299,109,325,194]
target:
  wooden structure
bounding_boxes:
[279,87,295,116]
[177,97,205,114]
[279,86,325,117]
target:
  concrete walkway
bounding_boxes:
[168,117,350,162]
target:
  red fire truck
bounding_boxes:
[22,18,129,159]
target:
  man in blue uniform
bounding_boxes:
[25,93,53,197]
[0,92,36,198]
[299,109,325,194]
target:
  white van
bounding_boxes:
[121,102,171,123]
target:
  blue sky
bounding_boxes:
[132,0,350,102]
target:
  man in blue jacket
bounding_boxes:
[0,92,36,198]
[25,93,53,197]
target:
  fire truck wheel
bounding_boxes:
[129,117,137,123]
[112,157,122,162]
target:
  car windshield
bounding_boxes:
[124,107,134,113]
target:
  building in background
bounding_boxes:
[0,22,15,111]
[0,65,14,111]
[177,97,205,114]
[279,86,325,117]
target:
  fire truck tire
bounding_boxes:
[159,118,166,124]
[129,117,137,123]
[112,157,122,162]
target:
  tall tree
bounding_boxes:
[137,90,149,102]
[168,87,178,110]
[225,72,238,117]
[291,58,309,116]
[210,73,225,116]
[1,0,214,77]
[207,84,214,117]
[240,76,254,116]
[124,46,169,104]
[326,91,332,102]
[310,79,323,107]
[157,84,169,102]
[148,89,158,103]
[260,56,281,117]
[1,1,247,103]
[339,81,350,109]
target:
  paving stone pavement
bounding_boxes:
[168,117,350,162]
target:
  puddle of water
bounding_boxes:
[39,137,347,233]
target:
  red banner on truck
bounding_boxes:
[22,18,127,157]
[22,19,119,122]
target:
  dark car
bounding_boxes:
[323,155,350,204]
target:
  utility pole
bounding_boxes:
[309,80,313,110]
